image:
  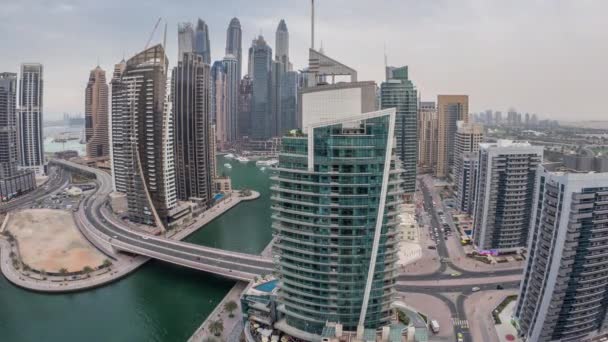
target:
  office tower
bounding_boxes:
[381,66,418,196]
[0,73,18,178]
[110,60,127,192]
[278,70,298,134]
[110,45,176,228]
[209,124,217,180]
[299,81,376,131]
[211,61,228,146]
[250,36,272,140]
[472,140,543,251]
[453,121,484,197]
[17,63,44,176]
[275,19,291,69]
[172,52,213,206]
[84,66,109,158]
[524,112,530,128]
[494,111,502,125]
[222,55,239,142]
[194,19,211,64]
[418,101,438,173]
[273,109,403,338]
[456,152,478,215]
[484,109,494,126]
[436,95,468,178]
[530,113,538,127]
[226,18,242,81]
[515,169,608,342]
[237,75,253,138]
[177,23,194,62]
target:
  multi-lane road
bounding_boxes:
[0,166,70,214]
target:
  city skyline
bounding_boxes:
[1,1,606,121]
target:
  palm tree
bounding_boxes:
[208,319,224,337]
[224,300,238,318]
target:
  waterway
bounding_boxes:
[0,159,272,342]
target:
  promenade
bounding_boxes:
[0,190,260,292]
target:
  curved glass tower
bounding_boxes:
[272,109,403,337]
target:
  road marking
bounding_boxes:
[451,318,469,329]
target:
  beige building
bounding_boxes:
[417,101,438,173]
[436,95,469,178]
[85,66,109,158]
[453,121,484,178]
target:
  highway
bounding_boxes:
[0,166,70,214]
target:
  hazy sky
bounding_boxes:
[1,0,606,121]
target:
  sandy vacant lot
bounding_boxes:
[8,209,105,273]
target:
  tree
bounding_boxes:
[59,268,68,275]
[208,319,224,337]
[82,266,93,275]
[224,300,238,318]
[102,259,112,268]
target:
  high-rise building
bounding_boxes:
[194,19,211,64]
[226,18,242,82]
[171,52,213,206]
[237,75,253,139]
[177,23,194,62]
[472,140,543,251]
[0,73,19,178]
[278,70,298,135]
[109,60,127,192]
[456,152,478,215]
[453,121,484,204]
[272,109,403,338]
[381,66,418,196]
[110,45,176,228]
[250,36,273,140]
[436,95,468,178]
[17,63,44,176]
[211,61,228,146]
[222,55,239,142]
[515,168,608,342]
[84,66,109,158]
[275,19,291,70]
[418,101,438,173]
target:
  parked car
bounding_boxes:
[472,287,481,292]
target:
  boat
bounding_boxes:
[256,159,279,167]
[236,156,250,164]
[224,153,235,159]
[260,167,266,171]
[224,163,232,169]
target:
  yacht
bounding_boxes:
[224,153,235,159]
[256,159,279,167]
[236,156,250,164]
[224,163,232,169]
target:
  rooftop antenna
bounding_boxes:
[163,20,167,49]
[145,17,162,50]
[311,0,315,49]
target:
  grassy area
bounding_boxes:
[492,295,518,324]
[418,312,428,324]
[397,310,410,325]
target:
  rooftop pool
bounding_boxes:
[254,279,278,293]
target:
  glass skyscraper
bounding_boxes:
[251,36,272,140]
[380,66,417,197]
[272,109,403,338]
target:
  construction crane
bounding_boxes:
[145,17,162,50]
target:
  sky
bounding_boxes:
[1,0,607,121]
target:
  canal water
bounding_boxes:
[0,159,273,342]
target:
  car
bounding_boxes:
[496,284,504,290]
[450,272,461,277]
[472,286,481,292]
[428,246,436,250]
[444,236,448,240]
[142,236,149,240]
[457,332,464,342]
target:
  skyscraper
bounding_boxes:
[172,52,213,205]
[472,140,543,251]
[381,66,418,197]
[456,152,478,215]
[250,36,272,140]
[110,45,176,228]
[273,109,403,338]
[84,66,109,158]
[275,19,291,69]
[177,23,194,62]
[225,18,242,81]
[418,101,438,173]
[109,60,127,192]
[222,55,239,142]
[17,63,44,176]
[271,19,297,137]
[0,73,18,178]
[515,168,608,342]
[237,75,253,139]
[453,121,483,211]
[194,19,211,64]
[436,95,468,178]
[211,61,228,146]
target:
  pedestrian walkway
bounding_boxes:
[452,318,469,329]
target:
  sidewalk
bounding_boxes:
[465,290,517,342]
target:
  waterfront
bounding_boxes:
[0,159,272,341]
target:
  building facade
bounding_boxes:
[472,140,543,251]
[515,169,608,342]
[226,18,243,83]
[272,109,403,338]
[177,23,194,62]
[380,66,418,196]
[250,36,273,140]
[194,19,211,64]
[110,45,176,228]
[211,61,228,146]
[109,60,127,192]
[222,55,239,143]
[171,52,213,206]
[275,19,291,70]
[17,63,44,176]
[453,121,483,211]
[84,66,109,158]
[237,75,253,139]
[417,101,437,173]
[436,95,468,178]
[456,152,478,215]
[0,72,19,178]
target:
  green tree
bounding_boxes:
[224,300,238,318]
[82,266,93,274]
[59,268,68,275]
[209,319,224,337]
[102,259,112,268]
